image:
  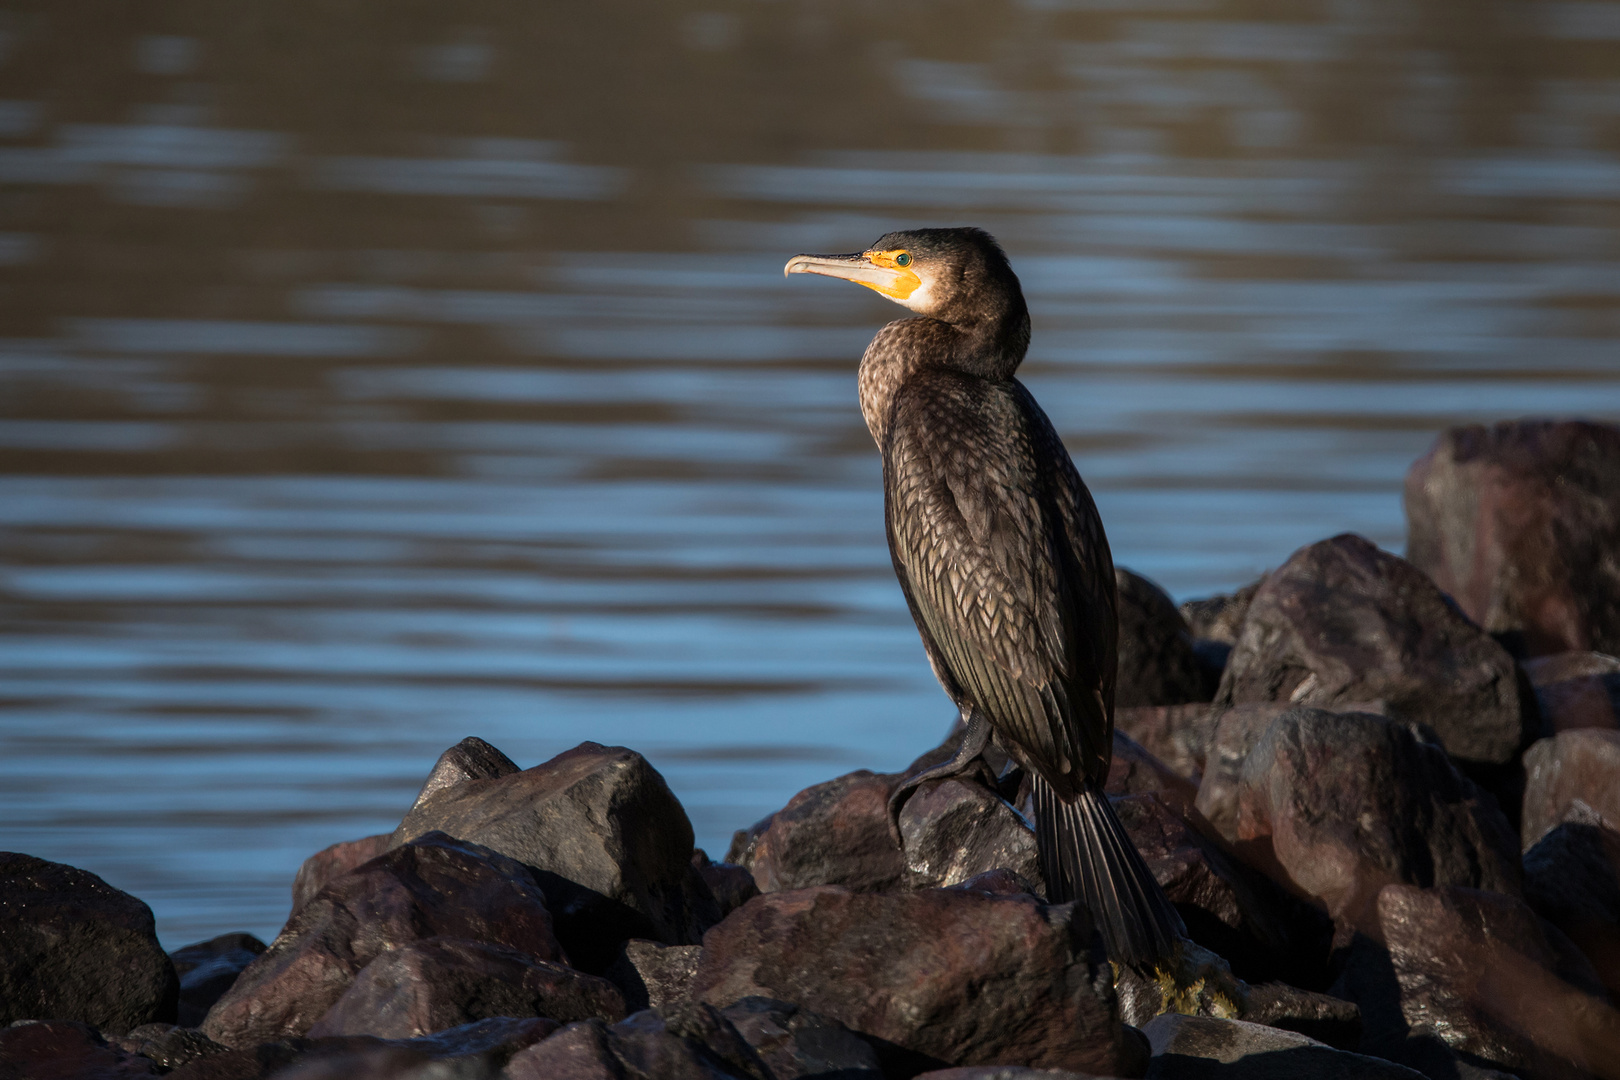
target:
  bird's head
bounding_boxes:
[783,227,1023,328]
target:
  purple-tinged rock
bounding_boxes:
[170,933,267,1027]
[1521,728,1620,848]
[0,1020,159,1079]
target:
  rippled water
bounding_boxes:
[3,0,1620,948]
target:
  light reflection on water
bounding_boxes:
[2,0,1619,947]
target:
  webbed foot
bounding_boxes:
[885,707,993,849]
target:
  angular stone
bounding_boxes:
[914,1069,1103,1080]
[167,1021,554,1080]
[505,1003,773,1080]
[306,937,624,1039]
[1194,702,1388,844]
[1239,982,1362,1052]
[162,1036,382,1080]
[1524,652,1620,734]
[727,769,908,895]
[1404,419,1620,658]
[412,735,519,806]
[604,939,703,1012]
[1181,580,1264,647]
[1374,885,1614,1078]
[1228,709,1521,933]
[171,933,268,1027]
[949,867,1041,897]
[0,1020,160,1079]
[1216,534,1533,769]
[0,853,178,1033]
[393,741,718,969]
[1111,793,1333,989]
[1106,731,1200,815]
[1141,1013,1424,1079]
[202,832,561,1048]
[719,997,882,1080]
[1115,703,1214,785]
[691,886,1130,1076]
[1116,568,1210,708]
[290,835,392,918]
[1521,729,1620,848]
[900,776,1043,891]
[1523,821,1620,998]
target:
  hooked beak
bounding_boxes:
[783,252,921,301]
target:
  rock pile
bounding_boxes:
[4,419,1619,1080]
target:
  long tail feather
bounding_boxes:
[1033,774,1184,967]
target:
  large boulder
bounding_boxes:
[898,776,1043,891]
[1215,534,1534,771]
[1522,652,1620,734]
[0,853,178,1033]
[727,769,908,895]
[719,997,883,1080]
[1194,702,1388,844]
[170,933,268,1027]
[290,836,392,918]
[393,741,718,969]
[1225,708,1520,932]
[202,832,561,1048]
[1116,568,1211,707]
[1521,728,1620,848]
[1404,419,1620,658]
[306,937,624,1038]
[1523,821,1620,997]
[690,886,1132,1077]
[605,939,704,1012]
[1336,885,1615,1079]
[1111,792,1333,989]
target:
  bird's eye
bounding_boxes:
[894,252,912,267]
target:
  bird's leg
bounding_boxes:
[886,706,993,849]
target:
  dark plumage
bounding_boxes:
[785,227,1185,967]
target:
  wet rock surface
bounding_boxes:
[0,853,178,1034]
[1216,534,1533,770]
[170,933,268,1027]
[392,741,720,970]
[1405,418,1620,659]
[202,832,562,1048]
[1225,707,1522,932]
[690,885,1130,1077]
[1332,884,1617,1080]
[1521,728,1620,848]
[1116,568,1212,708]
[305,937,624,1039]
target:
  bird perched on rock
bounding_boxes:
[785,227,1186,969]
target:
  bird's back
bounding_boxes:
[880,368,1118,798]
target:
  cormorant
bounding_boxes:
[785,227,1186,968]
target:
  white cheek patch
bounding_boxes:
[897,277,936,314]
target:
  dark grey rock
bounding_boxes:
[0,1020,160,1079]
[1239,983,1361,1052]
[899,776,1044,891]
[505,1002,772,1080]
[1180,580,1264,647]
[306,937,624,1039]
[691,885,1134,1077]
[1216,534,1534,771]
[1405,418,1620,658]
[290,835,393,918]
[727,769,909,895]
[392,741,719,971]
[166,1021,554,1080]
[170,933,268,1027]
[0,853,178,1034]
[604,939,704,1013]
[913,1068,1105,1080]
[412,736,520,807]
[1523,651,1620,734]
[720,996,883,1079]
[202,832,562,1048]
[1523,821,1620,998]
[1115,703,1215,785]
[691,851,759,922]
[1117,567,1211,708]
[1140,1013,1424,1079]
[1521,729,1620,848]
[1223,708,1521,933]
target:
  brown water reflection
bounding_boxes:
[2,0,1619,946]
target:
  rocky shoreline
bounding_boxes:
[3,419,1618,1080]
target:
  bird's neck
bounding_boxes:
[858,307,1030,447]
